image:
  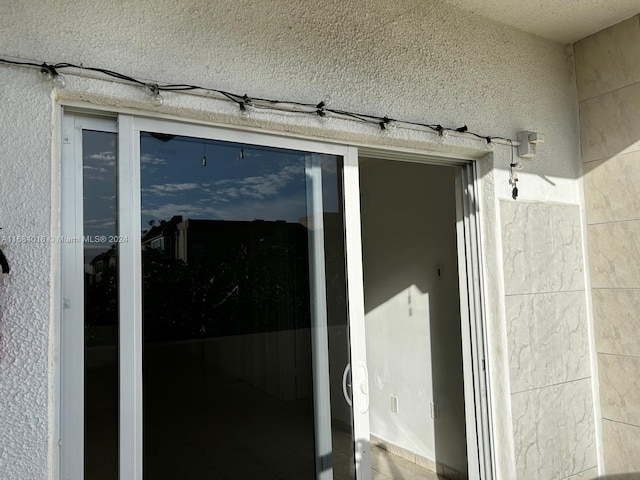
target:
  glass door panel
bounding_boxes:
[139,133,356,479]
[83,130,119,479]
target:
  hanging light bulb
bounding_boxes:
[486,137,495,150]
[144,83,164,106]
[379,116,397,136]
[239,101,249,119]
[435,125,447,143]
[40,64,66,88]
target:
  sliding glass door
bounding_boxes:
[61,113,371,480]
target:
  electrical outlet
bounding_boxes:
[391,395,399,414]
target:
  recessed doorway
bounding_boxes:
[359,158,470,480]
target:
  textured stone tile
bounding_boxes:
[501,201,584,295]
[593,289,640,356]
[579,83,640,163]
[507,291,590,393]
[599,354,640,427]
[574,15,640,101]
[512,379,596,480]
[602,419,640,474]
[583,150,640,224]
[588,220,640,288]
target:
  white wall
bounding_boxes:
[360,159,466,474]
[0,1,588,479]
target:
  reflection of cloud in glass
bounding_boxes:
[89,152,116,165]
[141,153,167,166]
[142,203,226,221]
[83,165,112,181]
[142,196,306,224]
[213,164,303,200]
[144,183,206,195]
[84,218,116,229]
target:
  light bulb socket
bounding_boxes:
[486,138,495,150]
[144,83,160,96]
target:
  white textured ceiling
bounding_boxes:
[441,0,639,43]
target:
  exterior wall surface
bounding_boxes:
[0,1,591,479]
[575,14,640,475]
[501,201,597,480]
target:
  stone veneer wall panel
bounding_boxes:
[592,289,640,356]
[575,13,640,476]
[582,150,640,224]
[573,16,640,102]
[602,419,640,474]
[501,200,596,479]
[511,379,595,480]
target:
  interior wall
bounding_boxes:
[574,14,640,475]
[359,158,467,475]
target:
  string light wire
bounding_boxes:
[0,56,518,146]
[1,56,524,197]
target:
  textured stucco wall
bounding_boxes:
[575,14,640,475]
[0,1,588,479]
[0,68,55,479]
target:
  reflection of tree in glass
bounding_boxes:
[141,220,311,342]
[85,246,118,347]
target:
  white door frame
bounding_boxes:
[60,112,118,480]
[457,162,494,480]
[60,109,492,480]
[60,112,373,479]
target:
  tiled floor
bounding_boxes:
[330,429,445,480]
[369,445,446,480]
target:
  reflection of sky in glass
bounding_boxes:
[140,133,340,230]
[80,130,342,266]
[83,130,117,266]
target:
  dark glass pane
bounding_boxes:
[140,134,354,479]
[83,130,119,479]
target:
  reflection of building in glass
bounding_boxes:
[141,215,183,257]
[140,216,314,340]
[88,246,116,285]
